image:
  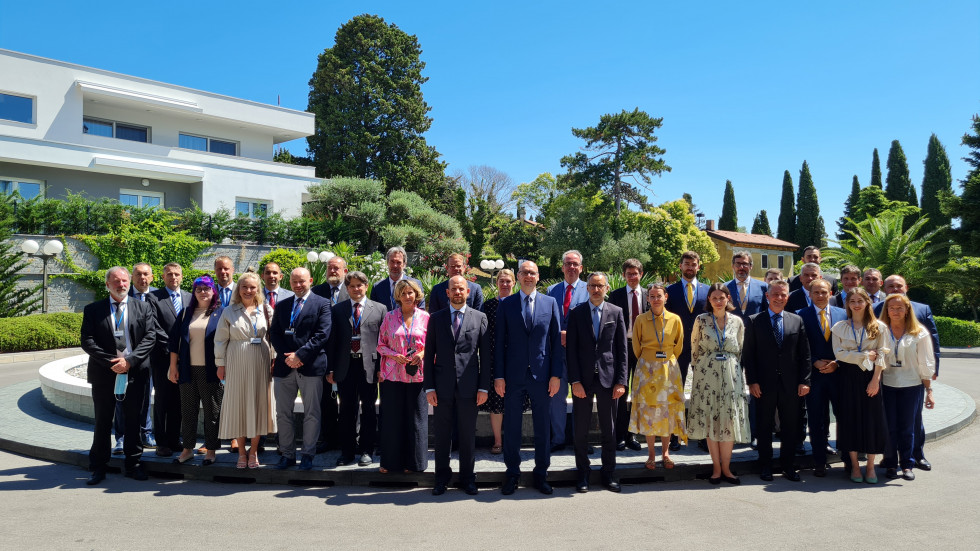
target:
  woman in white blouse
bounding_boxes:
[877,293,936,481]
[831,288,890,484]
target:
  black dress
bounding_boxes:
[832,322,889,454]
[479,297,531,415]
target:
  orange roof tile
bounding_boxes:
[706,229,798,250]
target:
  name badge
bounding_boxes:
[284,329,295,336]
[250,338,262,345]
[714,354,726,361]
[655,352,667,359]
[113,330,124,338]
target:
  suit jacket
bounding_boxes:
[726,278,769,321]
[786,288,812,314]
[664,279,710,363]
[566,301,628,391]
[422,306,492,398]
[168,305,224,383]
[80,297,159,385]
[150,287,191,368]
[329,298,385,384]
[427,280,485,314]
[311,282,347,306]
[546,279,589,330]
[370,276,426,311]
[796,304,848,363]
[830,290,849,309]
[609,285,650,337]
[269,292,332,377]
[742,309,811,392]
[873,299,940,373]
[263,286,295,307]
[790,273,838,294]
[494,292,565,383]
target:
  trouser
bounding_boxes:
[913,386,927,462]
[756,382,800,472]
[573,383,618,474]
[378,381,428,472]
[179,366,222,451]
[549,375,569,446]
[113,372,152,442]
[91,368,148,471]
[805,370,840,467]
[337,358,378,458]
[433,386,478,486]
[504,371,551,479]
[615,343,638,442]
[274,370,324,458]
[882,384,923,470]
[152,361,182,449]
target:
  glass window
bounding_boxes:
[0,92,34,124]
[760,254,768,269]
[179,133,207,151]
[252,202,267,217]
[120,189,163,208]
[236,198,269,218]
[778,255,785,269]
[236,201,250,217]
[83,118,114,137]
[119,193,140,207]
[116,123,148,143]
[209,139,237,156]
[143,196,161,208]
[17,182,42,200]
[1,178,44,201]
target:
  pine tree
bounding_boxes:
[885,139,917,206]
[751,210,772,236]
[837,175,861,241]
[920,133,953,234]
[795,160,824,259]
[871,148,883,189]
[776,170,796,243]
[943,114,980,255]
[718,180,738,231]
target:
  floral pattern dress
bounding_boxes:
[628,310,687,439]
[685,313,750,443]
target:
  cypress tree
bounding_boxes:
[795,160,824,259]
[920,133,953,234]
[751,210,772,236]
[885,139,917,206]
[837,175,861,241]
[871,148,883,189]
[776,170,796,243]
[718,180,738,231]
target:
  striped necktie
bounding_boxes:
[171,291,182,315]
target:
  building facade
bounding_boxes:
[701,222,798,281]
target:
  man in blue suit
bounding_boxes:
[786,263,822,313]
[875,274,940,472]
[545,249,589,452]
[796,279,847,476]
[269,267,333,470]
[726,250,768,447]
[427,253,485,314]
[495,260,564,495]
[370,246,426,311]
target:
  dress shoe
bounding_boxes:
[826,444,838,456]
[697,439,709,452]
[358,453,373,466]
[274,456,296,470]
[549,444,566,453]
[795,443,806,456]
[155,446,173,457]
[783,469,801,482]
[432,483,447,496]
[668,435,681,452]
[626,437,643,451]
[463,482,479,495]
[298,455,314,471]
[885,468,900,479]
[902,469,916,481]
[501,475,519,495]
[86,470,106,485]
[708,476,722,485]
[814,466,827,478]
[721,474,741,485]
[336,455,355,467]
[112,440,124,455]
[601,475,621,493]
[915,459,932,471]
[534,479,554,495]
[576,475,590,493]
[586,446,595,455]
[615,441,627,452]
[759,468,774,482]
[124,465,148,481]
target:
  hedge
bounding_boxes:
[0,313,83,353]
[935,316,980,348]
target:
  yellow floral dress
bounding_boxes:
[628,310,687,439]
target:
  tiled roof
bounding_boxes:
[706,229,798,249]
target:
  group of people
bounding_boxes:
[80,245,940,495]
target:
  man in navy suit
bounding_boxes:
[495,260,564,495]
[796,279,847,476]
[862,268,886,304]
[545,249,589,452]
[608,258,648,451]
[214,256,236,308]
[875,274,940,472]
[370,246,425,311]
[664,251,710,451]
[269,267,333,470]
[789,246,838,294]
[786,263,822,313]
[742,279,811,482]
[831,264,862,308]
[149,262,191,457]
[567,272,628,493]
[427,253,485,314]
[424,276,491,496]
[726,250,768,447]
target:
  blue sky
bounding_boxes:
[4,1,978,239]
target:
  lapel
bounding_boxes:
[727,281,742,310]
[102,299,115,336]
[596,303,613,344]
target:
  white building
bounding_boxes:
[0,49,316,218]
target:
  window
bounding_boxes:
[778,255,785,269]
[760,254,769,269]
[1,178,44,201]
[0,92,35,124]
[179,133,238,156]
[119,189,164,208]
[83,117,150,143]
[236,198,269,218]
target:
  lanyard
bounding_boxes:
[289,298,305,328]
[400,309,418,351]
[711,314,727,350]
[248,309,260,338]
[652,312,665,350]
[113,302,126,330]
[850,320,865,353]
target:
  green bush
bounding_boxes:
[0,312,83,352]
[935,316,980,347]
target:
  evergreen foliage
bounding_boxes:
[885,140,917,206]
[871,148,883,189]
[776,170,796,243]
[718,180,738,231]
[942,115,980,256]
[794,160,824,258]
[751,210,772,236]
[0,193,41,317]
[837,175,861,241]
[920,134,953,235]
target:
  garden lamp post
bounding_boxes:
[20,239,64,314]
[306,250,336,286]
[479,258,505,277]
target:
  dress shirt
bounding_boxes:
[626,285,642,339]
[109,297,133,355]
[883,327,936,387]
[217,284,234,307]
[519,289,537,319]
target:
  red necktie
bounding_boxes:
[351,302,362,353]
[630,289,639,330]
[564,283,572,317]
[268,291,276,308]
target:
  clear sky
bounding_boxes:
[3,1,978,240]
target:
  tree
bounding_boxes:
[777,170,796,243]
[0,194,41,317]
[452,165,515,260]
[885,140,917,206]
[871,148,883,189]
[920,134,953,235]
[943,115,980,255]
[559,108,671,218]
[851,186,920,224]
[751,210,772,236]
[837,175,861,241]
[795,160,824,257]
[306,14,451,209]
[381,190,467,272]
[718,180,738,231]
[626,199,719,279]
[511,172,559,222]
[304,177,388,251]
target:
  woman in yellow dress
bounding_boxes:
[629,283,686,469]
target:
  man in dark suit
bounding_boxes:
[608,258,648,451]
[370,246,425,311]
[262,261,295,308]
[545,249,589,452]
[424,275,491,496]
[80,266,159,484]
[862,268,886,304]
[567,272,628,493]
[121,262,157,451]
[786,263,822,313]
[311,256,347,453]
[495,260,564,495]
[664,251,710,451]
[875,274,940,472]
[789,246,838,294]
[214,256,236,308]
[831,264,862,308]
[743,279,811,482]
[311,256,349,306]
[796,279,847,476]
[328,271,385,467]
[269,267,333,470]
[726,250,769,321]
[149,262,190,457]
[427,253,485,314]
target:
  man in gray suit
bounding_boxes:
[328,271,385,467]
[149,262,191,456]
[312,256,350,306]
[424,275,491,496]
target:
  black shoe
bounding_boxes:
[502,475,519,495]
[432,483,447,496]
[750,438,758,450]
[601,475,621,492]
[760,469,774,482]
[315,442,330,454]
[298,455,314,471]
[669,435,681,452]
[795,444,806,456]
[708,476,722,485]
[783,469,801,482]
[358,453,373,466]
[124,465,148,481]
[814,466,827,478]
[626,437,643,451]
[697,439,708,452]
[86,470,106,485]
[915,459,932,471]
[576,475,590,493]
[549,444,566,453]
[902,469,916,481]
[615,441,627,451]
[826,444,838,456]
[534,479,554,495]
[463,482,479,495]
[274,456,296,470]
[155,446,173,457]
[885,468,900,479]
[586,446,595,455]
[721,474,741,485]
[336,455,355,467]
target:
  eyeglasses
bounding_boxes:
[587,284,606,289]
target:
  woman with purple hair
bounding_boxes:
[168,274,225,466]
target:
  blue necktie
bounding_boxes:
[171,291,182,315]
[221,287,230,307]
[772,313,783,346]
[592,306,601,339]
[524,296,533,330]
